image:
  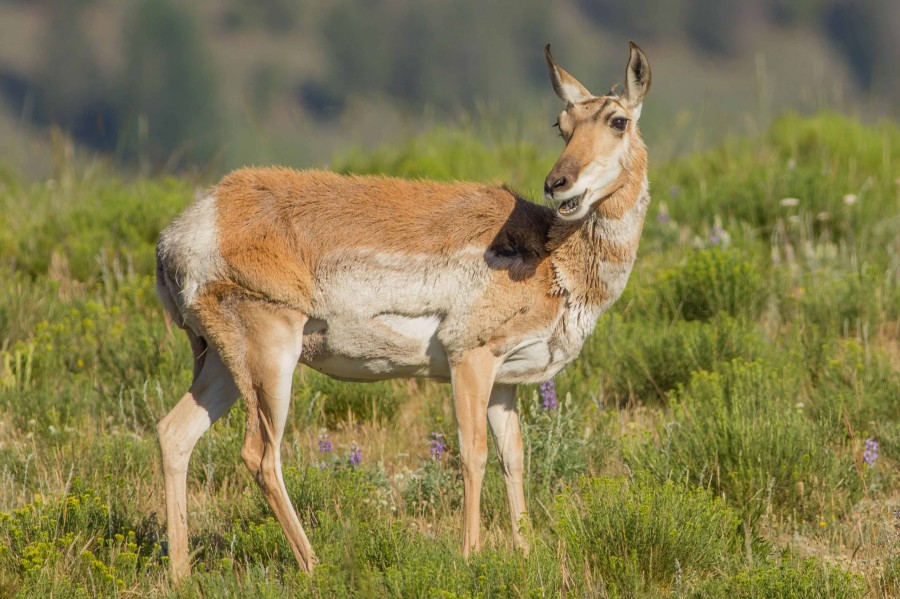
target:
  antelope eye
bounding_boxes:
[610,117,628,131]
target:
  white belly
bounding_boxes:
[301,303,596,385]
[298,248,606,385]
[299,248,490,381]
[300,313,452,382]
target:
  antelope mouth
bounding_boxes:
[557,192,585,216]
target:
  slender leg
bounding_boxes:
[450,347,499,556]
[157,350,240,583]
[487,384,528,550]
[239,309,316,572]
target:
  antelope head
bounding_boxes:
[544,42,651,220]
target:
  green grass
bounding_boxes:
[0,112,898,596]
[554,475,742,596]
[629,360,862,524]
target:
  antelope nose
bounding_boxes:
[544,176,568,196]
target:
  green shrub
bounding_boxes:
[790,269,900,340]
[0,272,64,350]
[8,176,191,281]
[223,463,564,597]
[880,555,900,597]
[226,516,293,567]
[653,112,900,251]
[801,338,900,445]
[873,421,900,464]
[695,555,865,598]
[400,458,461,517]
[297,370,410,425]
[1,278,178,428]
[223,466,391,567]
[324,533,561,598]
[581,314,767,404]
[282,465,374,525]
[0,480,165,597]
[189,405,246,490]
[630,360,862,523]
[519,388,591,497]
[554,475,741,596]
[659,247,768,322]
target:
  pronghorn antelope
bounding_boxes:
[155,42,651,580]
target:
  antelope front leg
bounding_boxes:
[450,347,499,556]
[487,384,528,551]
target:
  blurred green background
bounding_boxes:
[0,0,897,178]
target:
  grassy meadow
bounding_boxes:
[0,112,899,597]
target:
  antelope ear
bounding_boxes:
[545,44,593,105]
[624,41,651,120]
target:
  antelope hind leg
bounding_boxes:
[157,348,240,583]
[237,303,317,572]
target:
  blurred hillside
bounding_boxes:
[0,0,897,178]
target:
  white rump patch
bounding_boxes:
[158,191,224,307]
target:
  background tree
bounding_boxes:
[34,0,118,151]
[118,0,224,168]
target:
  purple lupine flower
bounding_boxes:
[656,212,671,225]
[863,438,879,467]
[349,444,362,467]
[710,224,724,246]
[429,432,446,461]
[318,435,333,453]
[540,380,558,410]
